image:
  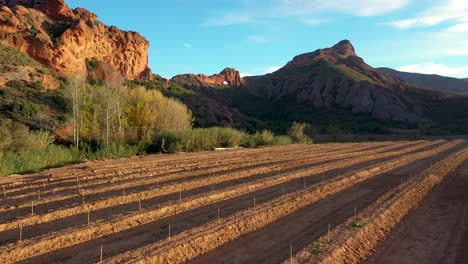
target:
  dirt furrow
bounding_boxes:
[363,160,468,264]
[79,141,462,264]
[0,140,437,235]
[0,142,388,207]
[0,144,326,198]
[288,146,468,264]
[0,141,412,220]
[0,143,373,203]
[0,141,452,263]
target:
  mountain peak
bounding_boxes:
[331,40,356,57]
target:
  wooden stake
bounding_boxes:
[217,207,220,222]
[138,199,142,211]
[179,188,182,201]
[19,226,22,243]
[282,186,285,197]
[328,224,331,242]
[82,195,85,205]
[2,185,5,198]
[290,243,293,264]
[31,201,34,215]
[100,245,103,262]
[354,207,357,222]
[253,195,256,208]
[87,211,90,225]
[168,223,171,238]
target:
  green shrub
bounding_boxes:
[13,101,45,117]
[85,58,100,72]
[152,127,248,153]
[0,119,53,155]
[272,135,293,145]
[288,122,313,143]
[244,130,275,147]
[46,22,71,47]
[86,143,139,160]
[0,145,80,176]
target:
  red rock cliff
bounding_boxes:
[196,68,243,86]
[0,0,151,80]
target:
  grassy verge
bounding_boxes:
[0,126,311,177]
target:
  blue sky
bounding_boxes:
[67,0,468,78]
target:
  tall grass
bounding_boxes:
[153,127,248,153]
[0,145,81,176]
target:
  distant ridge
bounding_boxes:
[377,67,468,95]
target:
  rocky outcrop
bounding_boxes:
[243,40,428,122]
[196,68,243,87]
[0,0,151,80]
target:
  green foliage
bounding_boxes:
[152,127,247,153]
[272,135,293,145]
[63,79,193,147]
[85,143,139,160]
[0,42,42,66]
[85,58,101,72]
[350,222,364,228]
[309,247,320,254]
[288,122,313,143]
[46,22,71,47]
[0,145,81,176]
[13,101,45,117]
[0,119,53,155]
[244,130,275,147]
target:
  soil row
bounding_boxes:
[0,141,410,219]
[97,141,461,264]
[0,143,376,202]
[0,144,329,197]
[0,141,452,263]
[288,146,468,264]
[0,141,438,233]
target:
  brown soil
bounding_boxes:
[289,146,468,264]
[364,160,468,264]
[0,141,462,264]
[101,141,463,264]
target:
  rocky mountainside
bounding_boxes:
[377,67,468,95]
[165,40,468,134]
[0,0,151,80]
[242,40,427,122]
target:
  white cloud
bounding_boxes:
[263,66,282,73]
[204,0,410,26]
[386,0,468,29]
[446,22,468,32]
[397,63,468,78]
[240,72,254,77]
[183,43,192,48]
[302,18,329,26]
[248,35,270,43]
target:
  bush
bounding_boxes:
[13,102,45,117]
[244,130,275,147]
[0,119,54,155]
[152,127,248,153]
[288,122,313,143]
[0,145,81,176]
[272,135,293,145]
[85,143,139,160]
[85,58,100,72]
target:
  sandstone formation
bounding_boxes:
[0,0,151,80]
[243,40,427,122]
[196,68,243,87]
